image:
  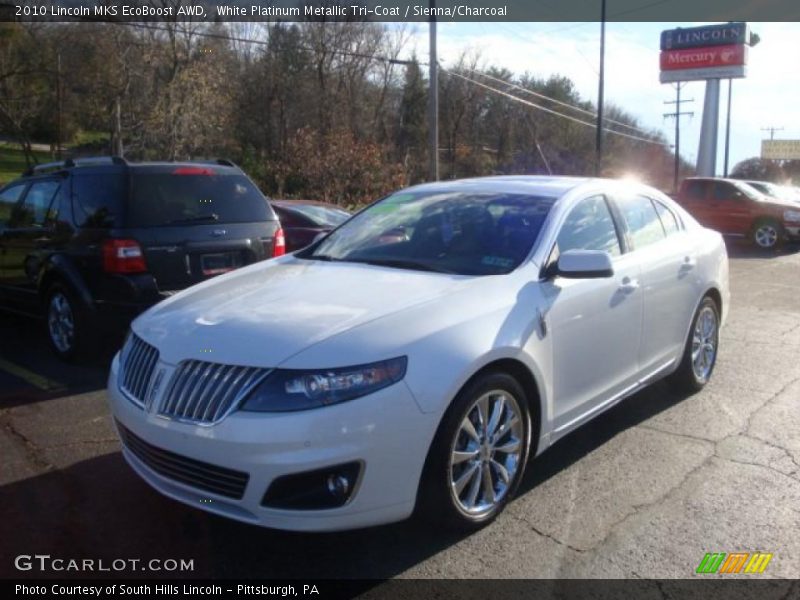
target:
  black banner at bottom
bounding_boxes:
[5,579,799,600]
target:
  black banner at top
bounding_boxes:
[660,22,749,51]
[1,0,800,23]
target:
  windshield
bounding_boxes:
[304,189,557,275]
[288,204,350,227]
[127,172,272,227]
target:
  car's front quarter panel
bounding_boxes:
[280,265,553,453]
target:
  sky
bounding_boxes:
[398,21,798,175]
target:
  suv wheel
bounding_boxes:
[752,219,782,250]
[417,371,532,530]
[46,284,90,360]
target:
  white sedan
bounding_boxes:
[107,176,729,531]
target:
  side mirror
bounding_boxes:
[556,249,614,279]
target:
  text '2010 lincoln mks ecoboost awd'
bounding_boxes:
[107,176,729,532]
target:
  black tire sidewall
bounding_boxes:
[673,296,720,393]
[418,371,532,529]
[45,283,86,361]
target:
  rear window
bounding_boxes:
[127,172,272,227]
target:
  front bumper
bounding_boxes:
[784,225,800,240]
[106,353,438,532]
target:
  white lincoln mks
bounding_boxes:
[107,176,729,531]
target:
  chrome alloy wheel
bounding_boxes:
[691,305,718,383]
[754,223,778,249]
[48,292,75,354]
[449,390,523,517]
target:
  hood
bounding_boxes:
[134,256,471,367]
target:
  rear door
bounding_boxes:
[613,193,699,375]
[123,167,280,291]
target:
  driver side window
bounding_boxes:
[556,195,621,257]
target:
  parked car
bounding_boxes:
[742,180,800,205]
[675,177,800,249]
[271,200,350,252]
[0,157,284,360]
[108,176,729,532]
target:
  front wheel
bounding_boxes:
[751,219,783,250]
[417,371,532,530]
[669,296,720,394]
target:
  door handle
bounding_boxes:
[680,256,696,271]
[618,277,640,294]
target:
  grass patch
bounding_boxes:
[0,142,51,185]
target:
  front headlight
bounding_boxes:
[783,210,800,223]
[240,356,408,412]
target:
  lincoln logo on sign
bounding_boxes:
[660,44,746,71]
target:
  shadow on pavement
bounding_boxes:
[0,379,690,580]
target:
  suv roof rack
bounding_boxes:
[23,156,127,177]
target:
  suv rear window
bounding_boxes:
[127,172,272,227]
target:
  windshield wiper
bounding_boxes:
[164,213,219,225]
[349,257,455,274]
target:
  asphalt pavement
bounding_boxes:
[1,240,799,584]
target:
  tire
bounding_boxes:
[417,371,532,531]
[45,283,92,361]
[751,218,783,250]
[669,296,720,395]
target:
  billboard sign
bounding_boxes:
[661,22,749,51]
[762,140,800,160]
[660,44,747,71]
[659,65,747,83]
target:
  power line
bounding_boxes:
[464,68,652,136]
[761,126,784,140]
[442,67,666,146]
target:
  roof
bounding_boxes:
[405,175,600,197]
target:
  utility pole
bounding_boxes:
[427,0,439,181]
[761,126,784,140]
[663,84,693,193]
[595,0,606,176]
[723,79,733,176]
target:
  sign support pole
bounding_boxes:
[696,79,720,177]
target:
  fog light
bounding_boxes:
[262,462,362,510]
[326,474,351,499]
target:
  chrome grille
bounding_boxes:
[117,422,249,499]
[119,334,160,407]
[158,361,269,424]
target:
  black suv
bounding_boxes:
[0,157,284,360]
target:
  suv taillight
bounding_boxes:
[103,239,147,273]
[273,227,286,257]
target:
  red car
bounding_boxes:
[676,177,800,249]
[270,200,351,252]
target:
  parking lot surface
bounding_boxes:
[1,242,799,581]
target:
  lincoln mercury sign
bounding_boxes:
[660,22,749,51]
[762,140,800,160]
[659,23,750,83]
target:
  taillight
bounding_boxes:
[273,227,286,257]
[103,239,147,273]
